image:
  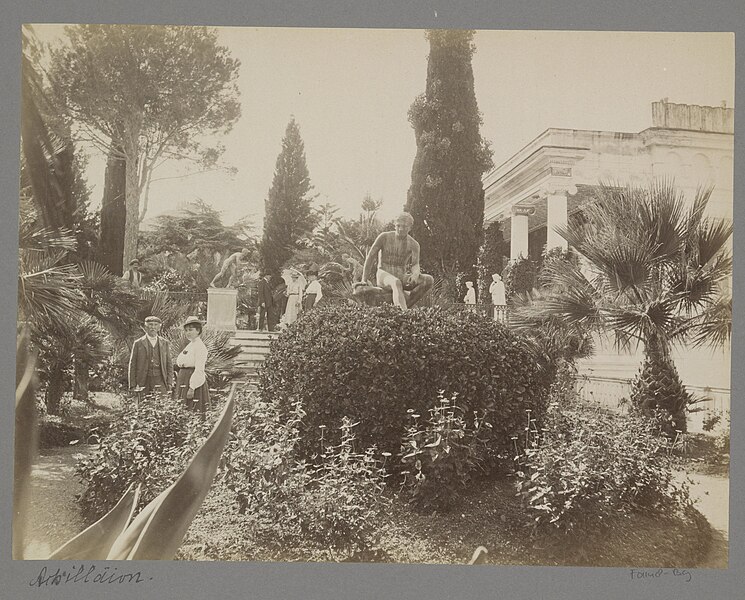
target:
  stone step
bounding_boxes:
[234,346,269,360]
[231,330,278,340]
[228,341,273,352]
[229,329,275,384]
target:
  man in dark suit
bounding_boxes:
[128,315,173,398]
[257,271,276,331]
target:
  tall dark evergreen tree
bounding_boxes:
[406,30,493,298]
[99,146,126,275]
[261,118,317,274]
[476,220,508,304]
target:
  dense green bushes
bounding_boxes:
[77,390,390,558]
[514,400,692,533]
[76,396,203,521]
[220,394,389,556]
[259,303,553,482]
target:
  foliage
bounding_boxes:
[509,250,594,367]
[21,29,76,234]
[406,29,493,292]
[220,392,389,557]
[514,400,693,534]
[54,392,235,560]
[76,396,197,521]
[48,24,242,265]
[502,255,538,303]
[18,224,83,332]
[139,200,258,292]
[532,180,732,429]
[454,271,475,303]
[713,410,730,455]
[140,199,255,260]
[476,221,507,304]
[399,392,492,511]
[259,303,552,475]
[261,118,319,274]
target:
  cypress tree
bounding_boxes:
[99,146,126,275]
[476,220,508,304]
[406,29,493,298]
[261,118,317,274]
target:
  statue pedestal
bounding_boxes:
[207,288,238,331]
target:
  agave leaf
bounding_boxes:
[106,385,237,560]
[14,329,39,560]
[47,483,140,560]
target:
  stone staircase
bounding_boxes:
[228,330,277,388]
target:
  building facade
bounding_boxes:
[481,100,734,432]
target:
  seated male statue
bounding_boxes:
[356,211,433,309]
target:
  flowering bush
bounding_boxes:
[399,392,491,511]
[514,400,692,533]
[220,392,389,557]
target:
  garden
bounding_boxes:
[14,25,731,567]
[19,299,728,566]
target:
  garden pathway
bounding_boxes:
[22,445,89,559]
[685,471,729,568]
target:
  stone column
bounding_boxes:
[207,287,238,331]
[546,192,568,251]
[510,205,532,260]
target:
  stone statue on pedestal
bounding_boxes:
[210,248,251,289]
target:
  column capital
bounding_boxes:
[511,205,536,217]
[546,181,578,197]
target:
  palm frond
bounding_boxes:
[138,290,195,331]
[695,217,733,268]
[18,257,84,328]
[21,44,76,233]
[19,223,77,252]
[689,292,732,349]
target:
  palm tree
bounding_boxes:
[529,180,732,432]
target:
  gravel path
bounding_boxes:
[687,472,729,568]
[22,446,90,559]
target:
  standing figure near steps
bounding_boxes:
[360,212,433,309]
[174,316,210,416]
[128,315,173,400]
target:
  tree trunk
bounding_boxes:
[73,359,90,404]
[99,146,127,275]
[122,141,141,269]
[45,364,66,415]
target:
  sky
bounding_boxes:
[31,26,734,228]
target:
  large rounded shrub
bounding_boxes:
[259,304,552,469]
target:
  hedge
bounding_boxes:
[259,303,552,473]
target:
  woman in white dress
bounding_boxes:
[282,268,306,325]
[174,316,210,416]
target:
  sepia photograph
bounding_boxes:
[13,20,733,575]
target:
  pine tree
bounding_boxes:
[48,24,241,268]
[406,30,493,298]
[261,118,317,274]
